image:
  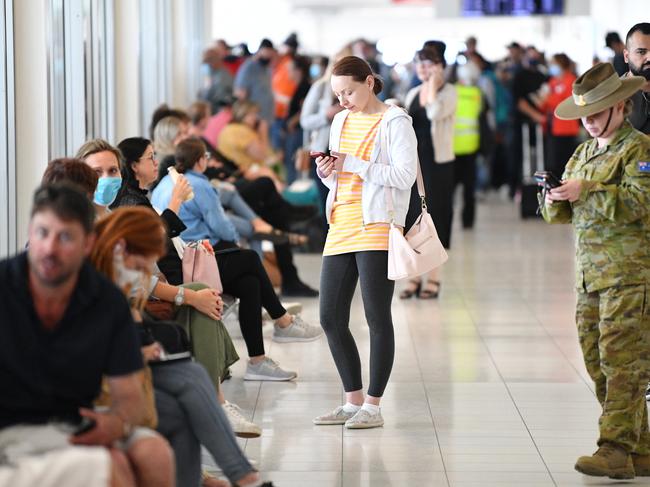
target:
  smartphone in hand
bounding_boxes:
[534,171,562,190]
[310,150,338,160]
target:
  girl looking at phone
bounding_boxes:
[313,56,418,429]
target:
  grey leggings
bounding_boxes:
[319,251,395,397]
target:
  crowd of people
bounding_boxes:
[1,20,650,487]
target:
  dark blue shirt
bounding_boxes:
[0,252,143,428]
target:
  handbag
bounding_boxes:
[181,240,223,293]
[379,113,447,280]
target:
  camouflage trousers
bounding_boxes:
[577,283,650,454]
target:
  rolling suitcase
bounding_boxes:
[520,123,544,218]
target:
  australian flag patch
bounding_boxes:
[639,161,650,173]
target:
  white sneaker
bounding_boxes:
[345,408,384,429]
[272,315,323,343]
[262,302,302,321]
[244,357,297,381]
[223,401,261,438]
[313,405,358,425]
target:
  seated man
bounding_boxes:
[0,184,173,487]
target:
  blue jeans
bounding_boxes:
[283,127,303,185]
[152,361,253,486]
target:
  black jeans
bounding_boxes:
[453,153,478,228]
[235,177,301,288]
[216,248,286,357]
[319,251,395,397]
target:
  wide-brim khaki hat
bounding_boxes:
[555,62,645,120]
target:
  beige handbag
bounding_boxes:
[380,116,447,280]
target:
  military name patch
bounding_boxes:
[639,161,650,173]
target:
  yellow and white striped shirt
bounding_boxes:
[323,112,389,256]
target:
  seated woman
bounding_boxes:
[152,137,323,378]
[89,207,273,487]
[217,100,282,188]
[75,140,259,438]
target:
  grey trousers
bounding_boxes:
[319,251,395,397]
[152,361,253,486]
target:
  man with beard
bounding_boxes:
[625,23,650,134]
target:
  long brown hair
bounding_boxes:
[90,206,166,283]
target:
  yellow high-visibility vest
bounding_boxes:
[453,84,482,156]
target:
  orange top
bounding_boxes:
[323,112,389,256]
[543,72,580,136]
[272,56,297,119]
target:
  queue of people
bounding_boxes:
[2,20,650,487]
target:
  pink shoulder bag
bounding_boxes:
[181,240,223,293]
[381,119,447,280]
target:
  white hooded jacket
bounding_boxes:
[318,105,418,227]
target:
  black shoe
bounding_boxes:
[282,281,319,297]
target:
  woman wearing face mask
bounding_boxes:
[541,53,580,177]
[90,207,273,487]
[313,56,418,429]
[400,44,457,300]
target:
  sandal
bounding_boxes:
[399,279,421,299]
[419,280,440,299]
[250,229,289,244]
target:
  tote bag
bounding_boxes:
[181,240,223,293]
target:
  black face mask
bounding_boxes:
[259,57,271,66]
[203,167,223,181]
[629,60,650,81]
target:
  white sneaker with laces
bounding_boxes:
[244,357,297,381]
[345,408,384,429]
[262,302,302,322]
[272,315,323,343]
[313,405,358,425]
[223,401,261,438]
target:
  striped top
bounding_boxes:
[323,111,390,256]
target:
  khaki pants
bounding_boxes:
[577,283,650,453]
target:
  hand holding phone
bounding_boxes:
[309,150,338,160]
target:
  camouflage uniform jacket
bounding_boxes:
[541,121,650,292]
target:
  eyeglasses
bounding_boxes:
[204,152,211,160]
[140,152,157,162]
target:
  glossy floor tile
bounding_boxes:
[210,196,649,486]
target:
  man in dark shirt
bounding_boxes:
[606,32,628,76]
[624,23,650,134]
[0,184,170,487]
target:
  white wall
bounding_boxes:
[14,0,49,248]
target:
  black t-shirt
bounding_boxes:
[512,67,547,124]
[628,89,650,135]
[0,253,143,428]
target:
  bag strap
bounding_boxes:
[382,114,426,220]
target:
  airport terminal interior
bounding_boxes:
[1,0,650,486]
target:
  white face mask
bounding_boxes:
[113,247,149,300]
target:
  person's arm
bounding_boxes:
[424,82,457,122]
[151,280,221,320]
[577,141,650,224]
[517,98,545,124]
[300,81,329,131]
[335,117,418,190]
[233,62,250,101]
[540,193,572,223]
[194,182,240,243]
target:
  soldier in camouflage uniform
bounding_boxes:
[542,62,650,479]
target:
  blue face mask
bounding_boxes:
[310,63,322,79]
[548,64,562,77]
[94,177,122,206]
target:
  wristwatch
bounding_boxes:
[174,287,185,306]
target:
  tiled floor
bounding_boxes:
[216,195,650,486]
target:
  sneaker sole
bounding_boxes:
[574,463,635,480]
[313,418,348,425]
[345,421,384,429]
[272,333,323,343]
[243,373,297,381]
